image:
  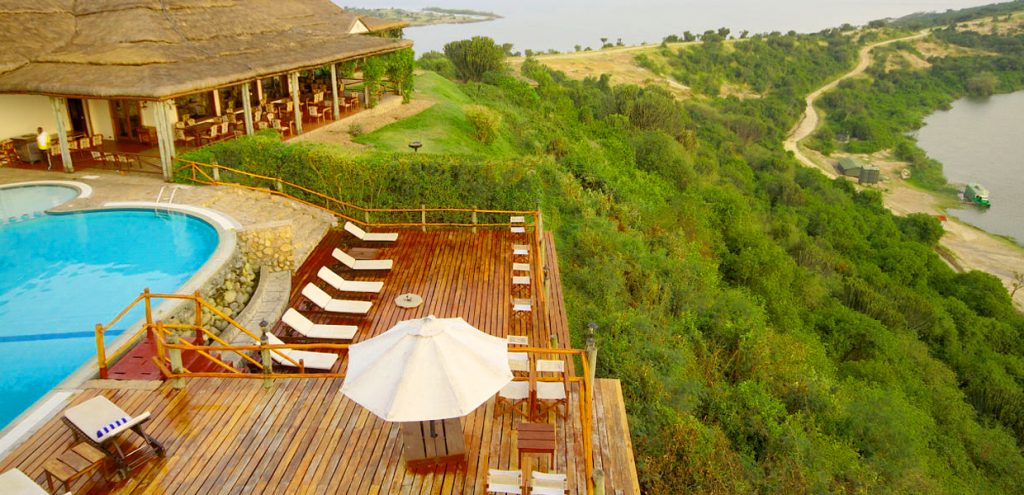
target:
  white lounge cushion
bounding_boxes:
[507,335,529,346]
[302,284,372,314]
[530,471,567,495]
[508,352,530,372]
[282,308,357,340]
[265,333,338,371]
[512,299,532,312]
[512,244,530,256]
[63,396,150,443]
[344,221,398,242]
[0,469,49,495]
[487,469,523,494]
[535,381,567,401]
[511,226,526,234]
[512,275,530,286]
[317,266,384,293]
[498,380,530,400]
[510,215,526,224]
[332,248,393,271]
[512,262,531,272]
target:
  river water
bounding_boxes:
[340,0,1004,53]
[916,91,1024,245]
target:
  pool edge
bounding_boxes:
[0,201,240,457]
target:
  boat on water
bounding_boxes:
[964,182,992,207]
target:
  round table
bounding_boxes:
[395,293,423,308]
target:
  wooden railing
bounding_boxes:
[96,288,595,493]
[173,158,550,340]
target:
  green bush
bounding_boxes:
[464,104,501,144]
[443,36,506,81]
[417,51,456,79]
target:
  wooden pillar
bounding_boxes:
[255,79,264,103]
[153,100,175,181]
[212,89,222,116]
[330,63,340,121]
[48,96,73,173]
[289,71,303,134]
[242,82,254,135]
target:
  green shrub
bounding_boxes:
[417,51,456,79]
[464,104,501,144]
[443,36,506,81]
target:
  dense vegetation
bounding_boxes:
[182,11,1024,493]
[811,26,1024,189]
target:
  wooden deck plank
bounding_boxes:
[0,229,639,494]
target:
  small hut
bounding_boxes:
[836,157,864,177]
[859,166,880,184]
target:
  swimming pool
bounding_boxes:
[0,184,79,220]
[0,186,219,428]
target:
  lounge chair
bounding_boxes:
[265,333,338,371]
[486,469,523,494]
[281,308,357,340]
[301,283,372,315]
[529,471,568,495]
[0,468,61,495]
[317,266,384,293]
[332,248,393,271]
[344,221,398,242]
[533,359,569,419]
[494,379,531,419]
[507,335,529,346]
[61,396,164,478]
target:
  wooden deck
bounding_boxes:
[0,229,640,494]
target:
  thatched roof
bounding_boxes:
[0,0,412,100]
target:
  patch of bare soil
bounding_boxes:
[913,40,992,59]
[719,82,761,99]
[290,97,436,149]
[956,12,1024,36]
[884,51,932,72]
[509,45,693,100]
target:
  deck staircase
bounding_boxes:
[107,329,228,380]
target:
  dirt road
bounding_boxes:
[784,31,929,175]
[784,30,1024,309]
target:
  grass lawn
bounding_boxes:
[355,71,518,157]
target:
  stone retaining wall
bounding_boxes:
[165,221,296,333]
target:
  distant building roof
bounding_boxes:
[0,0,412,100]
[837,156,865,176]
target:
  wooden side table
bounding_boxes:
[43,442,108,493]
[517,422,556,470]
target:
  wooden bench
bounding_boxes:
[43,442,107,493]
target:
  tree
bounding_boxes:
[717,27,731,38]
[683,31,696,42]
[1011,271,1024,298]
[443,36,506,82]
[966,72,999,97]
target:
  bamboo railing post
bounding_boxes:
[421,204,426,232]
[212,161,221,182]
[586,323,598,403]
[363,210,370,226]
[593,469,605,495]
[143,288,153,327]
[95,323,108,379]
[194,291,204,340]
[472,208,478,234]
[166,323,185,390]
[260,322,273,389]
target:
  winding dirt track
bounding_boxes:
[783,30,1024,309]
[784,31,929,174]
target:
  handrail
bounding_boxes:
[95,289,296,378]
[173,158,540,227]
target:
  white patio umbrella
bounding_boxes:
[341,315,513,422]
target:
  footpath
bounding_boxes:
[783,31,1024,309]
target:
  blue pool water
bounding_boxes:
[0,192,219,428]
[0,184,79,220]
